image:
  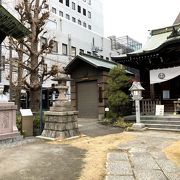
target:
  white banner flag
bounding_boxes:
[150,66,180,84]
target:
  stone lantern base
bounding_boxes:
[129,123,147,131]
[41,111,80,140]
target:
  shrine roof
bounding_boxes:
[0,5,30,43]
[65,54,117,73]
[112,23,180,60]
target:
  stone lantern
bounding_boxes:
[50,73,72,112]
[129,81,145,129]
[41,70,79,140]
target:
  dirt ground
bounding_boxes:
[0,118,134,180]
[53,119,180,180]
[51,128,180,180]
[0,118,180,180]
[164,140,180,167]
[50,132,134,180]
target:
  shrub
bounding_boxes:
[16,112,45,134]
[100,116,132,129]
[16,112,22,131]
[112,117,133,129]
[32,112,45,129]
[106,66,132,117]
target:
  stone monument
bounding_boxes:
[41,71,79,140]
[0,83,21,143]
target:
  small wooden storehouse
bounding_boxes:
[65,54,117,119]
[112,23,180,115]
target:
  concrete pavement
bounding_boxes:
[105,131,180,180]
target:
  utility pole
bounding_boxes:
[9,40,13,102]
[0,0,2,83]
[0,42,2,84]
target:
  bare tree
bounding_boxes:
[10,0,59,111]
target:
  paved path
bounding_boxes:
[105,131,180,180]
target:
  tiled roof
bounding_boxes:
[65,54,117,73]
[114,23,180,57]
[78,54,117,69]
[0,5,30,41]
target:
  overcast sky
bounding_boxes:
[102,0,180,45]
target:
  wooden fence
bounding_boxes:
[141,99,161,115]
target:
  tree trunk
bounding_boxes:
[29,88,40,112]
[15,88,21,110]
[29,50,40,111]
[29,13,40,112]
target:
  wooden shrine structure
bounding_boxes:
[112,23,180,115]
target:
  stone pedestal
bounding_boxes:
[0,102,21,143]
[41,111,79,139]
[130,123,147,131]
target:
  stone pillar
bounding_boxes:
[0,102,21,142]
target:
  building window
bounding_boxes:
[72,2,75,10]
[52,7,56,14]
[100,55,103,59]
[78,5,81,13]
[62,43,67,55]
[59,0,63,3]
[83,22,86,28]
[71,46,76,57]
[78,19,81,25]
[66,0,69,6]
[79,49,84,54]
[88,25,91,30]
[40,37,47,48]
[52,41,58,53]
[66,14,70,20]
[72,17,76,23]
[83,8,86,16]
[88,11,91,18]
[88,0,91,5]
[59,11,63,17]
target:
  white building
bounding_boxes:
[1,0,116,88]
[44,0,114,69]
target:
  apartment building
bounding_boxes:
[1,0,116,108]
[44,0,113,70]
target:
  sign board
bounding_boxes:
[20,109,33,116]
[105,107,109,112]
[155,105,164,116]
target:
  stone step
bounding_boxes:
[141,115,180,121]
[141,120,180,125]
[0,135,23,144]
[144,123,180,130]
[148,127,180,132]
